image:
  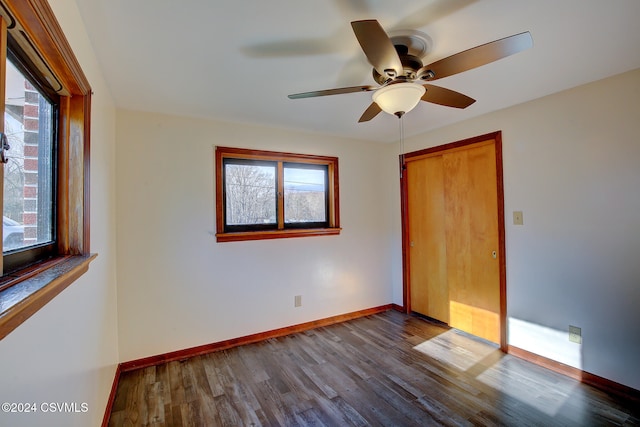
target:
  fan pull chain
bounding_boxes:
[399,113,405,178]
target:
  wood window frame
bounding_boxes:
[0,0,95,340]
[215,146,341,242]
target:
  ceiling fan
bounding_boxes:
[288,20,532,122]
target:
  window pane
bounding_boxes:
[3,59,55,253]
[225,162,276,226]
[284,165,327,223]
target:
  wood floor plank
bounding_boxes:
[107,311,640,426]
[168,361,186,407]
[327,396,369,427]
[123,371,146,426]
[145,381,164,424]
[201,354,226,398]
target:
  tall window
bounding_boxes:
[0,0,93,341]
[215,147,340,242]
[2,44,58,271]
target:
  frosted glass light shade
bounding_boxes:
[372,83,426,116]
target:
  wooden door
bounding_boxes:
[408,155,449,323]
[405,133,504,344]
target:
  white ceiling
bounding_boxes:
[74,0,640,143]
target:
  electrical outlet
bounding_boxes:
[569,325,582,344]
[513,211,524,225]
[294,295,302,308]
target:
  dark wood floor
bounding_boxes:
[108,311,640,426]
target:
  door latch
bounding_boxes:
[0,132,10,164]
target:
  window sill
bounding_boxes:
[0,254,97,340]
[216,227,341,243]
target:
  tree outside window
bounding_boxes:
[215,147,340,242]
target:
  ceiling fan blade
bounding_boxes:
[418,32,533,80]
[421,84,475,109]
[351,20,403,78]
[358,102,382,122]
[288,85,375,99]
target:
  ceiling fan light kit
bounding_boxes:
[288,19,532,123]
[372,83,425,117]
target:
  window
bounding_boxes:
[215,147,340,242]
[2,38,58,272]
[0,0,94,340]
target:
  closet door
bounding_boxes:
[407,137,502,344]
[408,155,448,324]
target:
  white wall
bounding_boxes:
[385,68,640,390]
[0,0,119,426]
[115,112,392,361]
[116,69,640,391]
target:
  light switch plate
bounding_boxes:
[513,211,524,225]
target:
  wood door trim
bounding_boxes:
[405,139,495,161]
[400,131,507,350]
[403,132,499,161]
[494,132,507,349]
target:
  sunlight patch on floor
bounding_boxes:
[474,317,583,417]
[412,329,498,372]
[475,356,579,417]
[412,318,584,418]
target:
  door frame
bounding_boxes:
[400,131,507,350]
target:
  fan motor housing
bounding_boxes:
[372,48,423,84]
